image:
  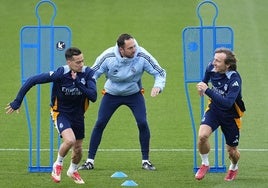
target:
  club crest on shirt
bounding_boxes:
[131,67,136,73]
[81,78,86,85]
[224,84,228,91]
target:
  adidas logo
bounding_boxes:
[232,81,239,87]
[233,139,239,144]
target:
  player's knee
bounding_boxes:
[64,138,76,147]
[198,134,209,144]
[227,146,235,153]
[137,120,148,129]
[227,146,239,158]
[94,120,108,130]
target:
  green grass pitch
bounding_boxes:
[0,0,267,187]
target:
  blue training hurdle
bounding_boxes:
[20,0,72,172]
[182,0,234,173]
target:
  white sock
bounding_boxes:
[229,162,238,171]
[142,160,149,164]
[86,158,94,164]
[200,153,209,166]
[68,162,79,173]
[55,153,64,165]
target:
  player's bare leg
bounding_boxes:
[225,145,240,181]
[195,125,212,180]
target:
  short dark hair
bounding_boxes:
[65,47,82,60]
[117,33,134,48]
[214,47,237,71]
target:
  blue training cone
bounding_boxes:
[111,171,128,178]
[121,180,138,186]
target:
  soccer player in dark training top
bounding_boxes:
[195,48,245,181]
[6,47,97,184]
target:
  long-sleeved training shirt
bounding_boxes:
[202,62,244,117]
[91,40,166,96]
[10,65,97,116]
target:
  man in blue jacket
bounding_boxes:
[6,47,97,184]
[79,33,166,171]
[195,48,245,181]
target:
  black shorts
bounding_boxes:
[51,111,85,140]
[201,109,240,147]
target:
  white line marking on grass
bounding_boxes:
[0,148,267,152]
